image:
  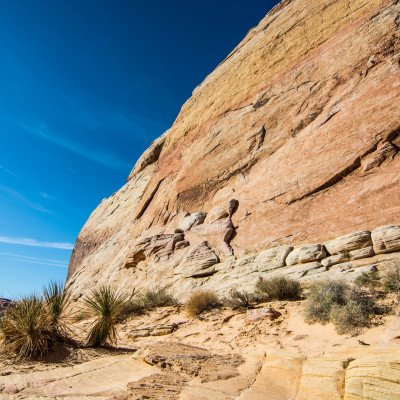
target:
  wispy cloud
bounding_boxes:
[0,251,69,268]
[20,123,131,171]
[0,236,74,250]
[0,184,53,214]
[39,192,56,201]
[0,164,20,179]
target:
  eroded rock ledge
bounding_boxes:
[120,217,400,298]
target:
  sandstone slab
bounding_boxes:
[254,245,293,271]
[286,243,326,266]
[180,242,219,278]
[325,231,372,255]
[371,225,400,254]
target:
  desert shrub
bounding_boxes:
[137,286,178,310]
[304,280,380,334]
[382,265,400,294]
[174,228,184,234]
[83,285,129,347]
[304,280,348,324]
[354,269,381,290]
[43,281,71,339]
[0,295,53,359]
[225,289,254,309]
[330,300,371,335]
[185,290,220,317]
[255,276,303,301]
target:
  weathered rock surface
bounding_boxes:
[286,244,326,266]
[324,231,372,255]
[371,225,400,254]
[67,0,400,304]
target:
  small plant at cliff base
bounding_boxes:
[0,295,53,359]
[382,265,400,295]
[354,269,381,292]
[304,281,379,334]
[255,276,303,301]
[304,280,348,324]
[137,286,178,310]
[185,290,220,317]
[225,289,254,309]
[43,281,72,340]
[83,285,129,347]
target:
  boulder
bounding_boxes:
[246,307,281,322]
[206,199,238,222]
[178,211,207,232]
[254,246,293,271]
[371,225,400,254]
[286,244,326,266]
[348,246,375,260]
[180,242,219,278]
[324,231,372,255]
[321,254,349,268]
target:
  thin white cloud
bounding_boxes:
[20,123,131,171]
[0,251,69,268]
[0,164,20,179]
[0,236,74,250]
[0,184,53,214]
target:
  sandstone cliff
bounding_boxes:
[66,0,400,300]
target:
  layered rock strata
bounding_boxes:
[67,0,400,301]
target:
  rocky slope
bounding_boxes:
[66,0,400,301]
[2,302,400,399]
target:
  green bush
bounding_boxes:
[304,280,379,334]
[137,286,178,310]
[0,295,53,359]
[83,285,129,347]
[185,290,220,317]
[304,280,348,324]
[383,266,400,293]
[255,276,303,301]
[330,300,371,335]
[354,269,380,290]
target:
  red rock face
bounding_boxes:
[66,0,400,299]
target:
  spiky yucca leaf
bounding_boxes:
[83,285,128,347]
[0,296,52,359]
[43,281,72,340]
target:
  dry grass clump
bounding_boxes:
[255,276,303,301]
[121,286,178,320]
[0,295,53,359]
[185,290,220,317]
[83,285,129,347]
[137,286,178,309]
[304,280,379,335]
[224,289,254,309]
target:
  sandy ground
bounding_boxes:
[1,296,400,381]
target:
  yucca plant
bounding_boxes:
[0,295,53,359]
[83,285,128,347]
[43,281,71,339]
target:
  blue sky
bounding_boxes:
[0,0,279,298]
